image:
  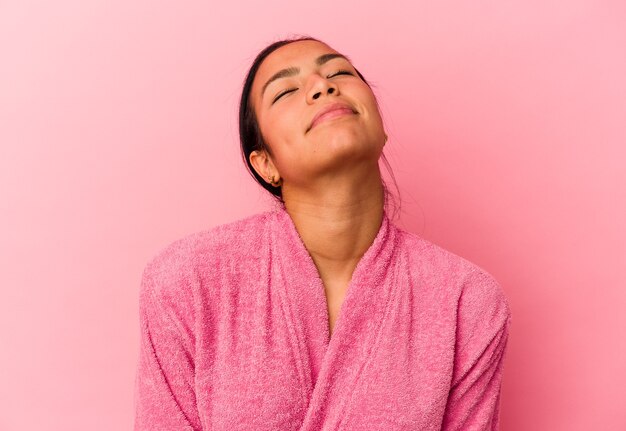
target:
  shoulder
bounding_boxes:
[392,224,511,325]
[145,210,272,271]
[139,210,274,301]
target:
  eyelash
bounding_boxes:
[272,70,354,103]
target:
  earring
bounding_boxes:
[268,175,281,186]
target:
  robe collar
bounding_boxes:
[268,203,399,429]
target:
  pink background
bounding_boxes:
[1,1,625,429]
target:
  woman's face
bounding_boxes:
[249,40,386,188]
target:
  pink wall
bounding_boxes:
[1,1,624,429]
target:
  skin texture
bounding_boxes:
[248,40,388,336]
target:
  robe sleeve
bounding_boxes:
[134,259,202,431]
[441,269,512,431]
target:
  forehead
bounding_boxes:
[260,40,335,71]
[251,40,340,98]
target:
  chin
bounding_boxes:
[318,135,380,166]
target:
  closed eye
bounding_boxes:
[272,70,355,104]
[328,69,353,78]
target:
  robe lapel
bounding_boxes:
[271,205,399,430]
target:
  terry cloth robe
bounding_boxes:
[134,205,512,431]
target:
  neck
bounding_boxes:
[281,163,385,284]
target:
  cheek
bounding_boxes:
[350,84,381,120]
[260,113,304,171]
[265,107,301,143]
[363,91,381,117]
[365,98,385,131]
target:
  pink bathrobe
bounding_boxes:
[134,205,512,430]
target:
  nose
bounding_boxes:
[306,74,338,104]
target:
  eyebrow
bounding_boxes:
[261,53,352,99]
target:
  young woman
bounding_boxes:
[134,36,512,431]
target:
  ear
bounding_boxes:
[249,149,279,184]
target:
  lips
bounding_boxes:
[308,102,357,132]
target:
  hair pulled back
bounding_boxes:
[238,34,400,215]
